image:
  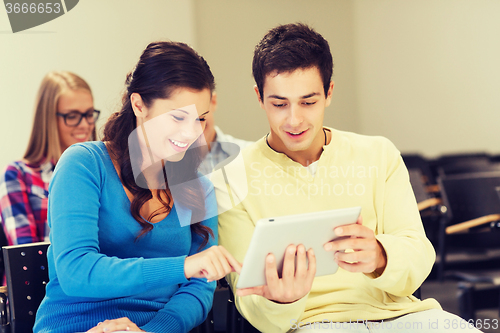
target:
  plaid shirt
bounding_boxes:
[0,160,53,245]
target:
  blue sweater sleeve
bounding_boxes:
[48,145,189,298]
[141,177,219,333]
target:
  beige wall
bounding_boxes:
[1,0,499,171]
[0,0,196,169]
[352,0,500,156]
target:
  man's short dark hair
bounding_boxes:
[252,23,333,100]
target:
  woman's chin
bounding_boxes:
[164,151,187,163]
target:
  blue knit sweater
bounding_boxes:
[33,141,217,333]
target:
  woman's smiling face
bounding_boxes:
[134,88,212,164]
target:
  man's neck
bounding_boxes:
[287,148,323,167]
[267,128,329,167]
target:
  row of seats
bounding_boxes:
[402,152,500,321]
[0,242,50,333]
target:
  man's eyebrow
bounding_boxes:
[267,92,320,100]
[267,94,287,100]
[301,92,320,99]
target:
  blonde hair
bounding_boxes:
[23,71,95,165]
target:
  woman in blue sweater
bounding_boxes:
[34,42,241,333]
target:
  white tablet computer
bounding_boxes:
[236,206,362,289]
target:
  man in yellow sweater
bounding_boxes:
[213,23,483,332]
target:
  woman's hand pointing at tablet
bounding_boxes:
[184,245,242,282]
[236,244,316,303]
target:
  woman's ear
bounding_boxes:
[130,93,148,119]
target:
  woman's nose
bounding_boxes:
[181,121,203,140]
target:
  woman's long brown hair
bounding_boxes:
[103,42,214,247]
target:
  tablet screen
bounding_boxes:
[236,206,361,289]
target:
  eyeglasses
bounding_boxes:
[57,110,100,127]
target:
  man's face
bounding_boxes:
[257,66,333,165]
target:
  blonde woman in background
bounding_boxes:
[0,71,99,245]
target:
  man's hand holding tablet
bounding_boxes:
[237,243,317,303]
[324,215,387,276]
[235,207,362,303]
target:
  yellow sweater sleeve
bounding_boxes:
[364,140,435,296]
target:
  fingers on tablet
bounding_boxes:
[307,248,317,279]
[220,245,243,274]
